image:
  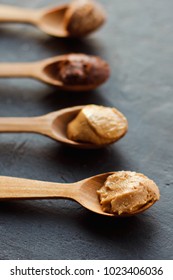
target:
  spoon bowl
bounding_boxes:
[0,172,159,217]
[76,172,114,216]
[79,172,157,216]
[50,105,110,148]
[38,5,69,37]
[41,53,110,91]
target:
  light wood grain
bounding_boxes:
[0,5,38,23]
[0,173,113,216]
[0,3,67,35]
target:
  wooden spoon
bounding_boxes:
[0,0,106,37]
[0,172,156,217]
[0,105,122,149]
[0,53,110,91]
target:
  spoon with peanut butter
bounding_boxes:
[0,54,110,91]
[0,0,105,37]
[0,105,128,149]
[0,171,160,217]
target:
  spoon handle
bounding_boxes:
[0,62,38,78]
[0,176,77,200]
[0,116,50,135]
[0,5,38,24]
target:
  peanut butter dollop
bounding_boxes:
[97,171,160,215]
[67,105,128,145]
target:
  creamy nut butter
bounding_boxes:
[67,105,128,145]
[97,171,160,215]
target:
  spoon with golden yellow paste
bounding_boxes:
[0,171,160,217]
[0,54,110,91]
[0,105,127,149]
[0,0,106,37]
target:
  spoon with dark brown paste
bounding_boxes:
[0,54,110,91]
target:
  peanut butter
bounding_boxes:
[97,171,160,215]
[67,105,128,145]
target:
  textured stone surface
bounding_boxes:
[0,0,172,259]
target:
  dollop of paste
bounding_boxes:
[97,171,160,215]
[64,0,106,37]
[56,55,110,86]
[67,105,128,145]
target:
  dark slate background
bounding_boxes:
[0,0,172,259]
